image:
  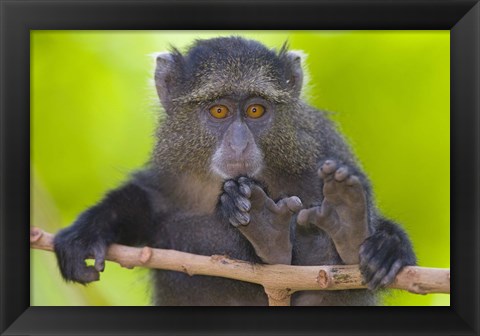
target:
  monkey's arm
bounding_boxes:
[54,181,155,284]
[297,160,416,289]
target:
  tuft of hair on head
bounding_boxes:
[277,40,290,58]
[275,40,310,99]
[278,40,311,101]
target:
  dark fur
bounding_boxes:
[54,37,416,306]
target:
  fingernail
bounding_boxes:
[240,213,250,225]
[238,199,251,212]
[292,196,302,206]
[240,185,251,198]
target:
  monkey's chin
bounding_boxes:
[210,162,262,179]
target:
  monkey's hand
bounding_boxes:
[53,178,155,284]
[54,217,111,284]
[297,160,415,290]
[297,160,369,265]
[358,219,417,290]
[219,177,303,265]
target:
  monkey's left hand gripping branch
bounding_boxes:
[30,227,450,306]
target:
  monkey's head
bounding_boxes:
[154,37,315,180]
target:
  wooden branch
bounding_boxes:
[30,227,450,306]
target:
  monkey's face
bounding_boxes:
[154,37,308,177]
[204,96,274,179]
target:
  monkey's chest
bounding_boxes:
[152,270,267,305]
[151,212,266,305]
[152,211,257,261]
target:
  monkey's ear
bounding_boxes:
[283,50,305,98]
[154,52,179,108]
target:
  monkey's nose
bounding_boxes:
[229,141,248,157]
[228,121,250,156]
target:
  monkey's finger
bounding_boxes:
[366,256,397,290]
[55,239,102,284]
[359,235,389,265]
[380,260,404,287]
[78,266,101,283]
[232,211,250,226]
[220,193,239,226]
[220,193,251,227]
[297,206,322,226]
[359,243,376,263]
[237,176,254,198]
[239,184,251,198]
[228,218,240,227]
[237,176,251,185]
[235,197,251,212]
[318,160,338,179]
[360,242,392,286]
[346,175,360,186]
[334,166,349,182]
[66,263,100,284]
[274,196,303,216]
[366,266,389,290]
[93,244,107,272]
[223,180,239,193]
[298,204,341,235]
[249,184,269,210]
[223,180,250,212]
[227,213,245,227]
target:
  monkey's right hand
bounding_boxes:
[53,224,109,284]
[218,177,303,265]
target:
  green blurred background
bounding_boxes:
[31,31,450,306]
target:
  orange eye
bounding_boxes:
[246,104,265,119]
[209,105,229,119]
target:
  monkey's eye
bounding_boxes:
[209,105,229,119]
[246,104,265,119]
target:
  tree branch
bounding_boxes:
[30,227,450,306]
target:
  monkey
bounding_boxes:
[53,36,416,306]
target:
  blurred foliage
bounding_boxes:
[31,31,449,306]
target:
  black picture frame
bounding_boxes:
[0,0,478,335]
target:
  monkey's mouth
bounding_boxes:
[211,160,262,179]
[226,161,248,171]
[226,161,254,176]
